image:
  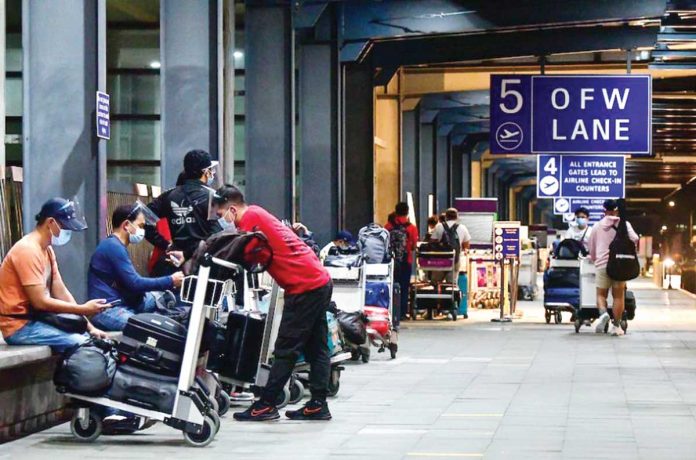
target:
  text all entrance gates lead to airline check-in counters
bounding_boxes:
[490,75,651,155]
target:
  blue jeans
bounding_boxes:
[5,320,88,353]
[90,293,157,331]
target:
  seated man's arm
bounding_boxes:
[49,255,76,304]
[112,244,174,294]
[25,284,102,314]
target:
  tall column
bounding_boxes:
[160,0,219,188]
[342,63,373,235]
[418,123,435,234]
[0,0,5,178]
[298,11,338,246]
[22,0,104,301]
[245,3,294,219]
[435,134,448,210]
[401,110,418,202]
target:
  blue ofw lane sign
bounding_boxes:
[490,75,651,155]
[537,154,625,199]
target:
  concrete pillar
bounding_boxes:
[22,0,104,301]
[470,160,481,198]
[435,134,448,211]
[401,110,418,202]
[160,0,219,188]
[342,63,373,235]
[419,123,434,233]
[222,0,235,183]
[0,0,5,178]
[245,3,294,219]
[298,12,338,245]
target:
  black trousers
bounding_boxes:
[261,281,333,404]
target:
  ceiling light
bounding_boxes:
[668,200,676,207]
[233,51,243,59]
[149,61,161,69]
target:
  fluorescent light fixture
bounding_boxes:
[626,198,662,202]
[233,51,243,59]
[149,61,161,69]
[626,183,681,189]
[668,200,676,207]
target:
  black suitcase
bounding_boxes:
[217,311,265,382]
[117,313,187,375]
[108,364,178,413]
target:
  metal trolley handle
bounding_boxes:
[201,253,242,273]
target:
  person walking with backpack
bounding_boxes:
[430,208,471,280]
[588,199,639,336]
[384,202,419,326]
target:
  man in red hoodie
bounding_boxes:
[588,199,639,336]
[215,185,334,422]
[385,202,419,326]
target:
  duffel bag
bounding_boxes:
[365,281,390,308]
[54,339,116,395]
[336,310,367,345]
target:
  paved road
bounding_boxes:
[3,279,696,459]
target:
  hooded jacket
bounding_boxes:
[588,215,639,269]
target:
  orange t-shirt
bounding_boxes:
[0,235,60,338]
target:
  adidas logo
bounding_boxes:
[171,200,193,218]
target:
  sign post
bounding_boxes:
[96,91,110,140]
[491,221,521,323]
[491,74,651,155]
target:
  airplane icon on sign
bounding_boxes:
[499,129,520,140]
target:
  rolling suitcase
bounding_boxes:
[108,363,179,413]
[117,313,187,375]
[544,287,580,309]
[625,290,636,320]
[544,267,580,288]
[218,310,265,382]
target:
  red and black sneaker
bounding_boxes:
[233,400,280,422]
[285,399,332,421]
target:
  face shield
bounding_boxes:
[202,161,220,189]
[129,200,160,226]
[202,185,222,221]
[55,196,88,231]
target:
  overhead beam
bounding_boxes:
[368,25,659,68]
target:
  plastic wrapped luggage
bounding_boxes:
[218,310,265,382]
[336,310,367,345]
[108,364,179,413]
[326,311,343,356]
[324,252,362,268]
[357,224,390,263]
[544,267,580,289]
[365,281,390,308]
[116,313,187,375]
[363,305,390,338]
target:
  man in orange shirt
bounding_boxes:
[0,198,110,352]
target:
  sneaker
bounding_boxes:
[232,400,280,422]
[285,399,332,421]
[595,312,610,333]
[609,323,625,337]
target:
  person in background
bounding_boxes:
[430,208,471,280]
[565,206,593,250]
[88,204,184,331]
[0,198,109,352]
[588,199,639,336]
[385,202,419,326]
[290,222,321,258]
[215,185,334,422]
[319,230,355,261]
[424,215,439,241]
[148,173,187,277]
[145,149,222,268]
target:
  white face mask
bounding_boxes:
[127,223,145,244]
[50,221,72,247]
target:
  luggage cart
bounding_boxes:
[412,249,460,320]
[64,254,232,447]
[573,259,628,334]
[517,248,538,300]
[364,261,398,359]
[326,262,370,362]
[543,258,580,324]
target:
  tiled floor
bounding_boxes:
[3,280,696,459]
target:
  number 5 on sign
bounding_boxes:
[499,79,523,114]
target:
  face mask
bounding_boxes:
[218,210,236,232]
[50,221,72,247]
[576,218,587,227]
[128,223,145,244]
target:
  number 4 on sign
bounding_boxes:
[544,157,557,175]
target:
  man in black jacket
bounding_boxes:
[145,150,222,266]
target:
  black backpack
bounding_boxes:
[554,238,587,260]
[606,222,639,281]
[389,223,410,263]
[441,223,461,260]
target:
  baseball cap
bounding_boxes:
[36,197,88,231]
[603,199,618,211]
[183,149,219,176]
[335,230,354,243]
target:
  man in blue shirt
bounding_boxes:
[89,204,184,331]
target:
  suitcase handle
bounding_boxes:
[134,344,164,364]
